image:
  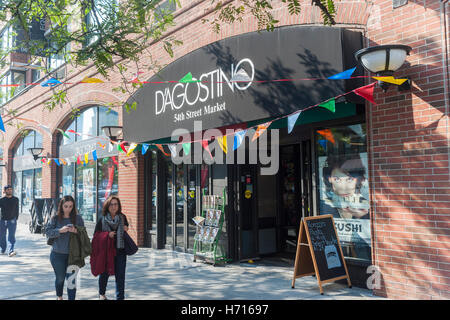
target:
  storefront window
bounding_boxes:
[77,107,97,141]
[316,123,371,261]
[62,163,75,197]
[34,169,42,199]
[76,160,97,222]
[12,171,22,208]
[188,165,198,249]
[151,152,157,231]
[22,169,34,213]
[165,160,173,246]
[175,164,184,248]
[97,156,119,214]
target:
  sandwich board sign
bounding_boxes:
[291,214,351,294]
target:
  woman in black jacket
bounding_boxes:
[94,195,129,300]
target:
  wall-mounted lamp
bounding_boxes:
[355,44,412,92]
[102,126,123,142]
[27,147,44,161]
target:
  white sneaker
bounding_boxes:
[8,251,16,257]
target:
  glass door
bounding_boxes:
[164,160,173,247]
[187,165,199,250]
[175,164,185,249]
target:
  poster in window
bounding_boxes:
[83,168,95,206]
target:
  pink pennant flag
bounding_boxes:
[202,140,213,159]
[353,83,377,105]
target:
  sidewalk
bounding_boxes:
[0,222,385,300]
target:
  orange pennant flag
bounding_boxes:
[252,121,272,142]
[317,129,336,145]
[156,144,170,157]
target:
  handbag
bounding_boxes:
[123,231,138,256]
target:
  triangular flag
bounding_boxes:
[319,99,336,113]
[353,83,377,104]
[97,142,106,149]
[54,159,61,166]
[287,112,301,134]
[120,142,127,153]
[80,77,104,83]
[77,155,81,165]
[84,153,89,164]
[233,130,247,151]
[327,67,356,80]
[67,129,81,136]
[372,76,408,86]
[41,78,62,87]
[202,140,213,159]
[156,144,170,157]
[167,144,177,157]
[60,158,67,165]
[126,143,138,156]
[182,143,191,156]
[141,144,150,155]
[57,128,70,139]
[179,72,199,83]
[92,150,98,161]
[217,136,228,154]
[0,115,5,132]
[317,129,336,144]
[252,121,272,142]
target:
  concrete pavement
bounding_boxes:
[0,220,385,300]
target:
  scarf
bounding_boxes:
[102,213,125,249]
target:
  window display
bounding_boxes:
[317,124,371,261]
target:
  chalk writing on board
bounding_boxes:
[307,220,338,252]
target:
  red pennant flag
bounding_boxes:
[202,140,213,159]
[77,155,81,165]
[353,83,377,105]
[156,144,170,157]
[120,142,128,153]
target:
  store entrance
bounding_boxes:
[278,139,313,260]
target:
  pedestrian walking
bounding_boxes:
[93,195,129,300]
[0,185,20,257]
[45,195,85,300]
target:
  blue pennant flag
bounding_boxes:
[92,150,98,161]
[141,144,150,155]
[327,67,356,80]
[41,78,62,87]
[54,159,61,166]
[287,111,301,134]
[233,130,247,151]
[0,115,5,132]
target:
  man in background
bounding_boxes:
[0,185,20,257]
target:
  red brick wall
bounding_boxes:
[367,0,450,299]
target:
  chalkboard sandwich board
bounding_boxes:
[291,214,351,295]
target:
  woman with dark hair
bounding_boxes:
[46,195,85,300]
[94,195,129,300]
[321,155,369,219]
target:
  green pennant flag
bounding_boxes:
[57,128,70,139]
[319,99,336,113]
[182,143,191,156]
[117,143,124,153]
[179,72,199,83]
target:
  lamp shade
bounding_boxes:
[28,147,44,157]
[102,126,123,141]
[355,44,412,74]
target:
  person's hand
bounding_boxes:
[109,231,116,239]
[68,226,78,233]
[59,226,70,233]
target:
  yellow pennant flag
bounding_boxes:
[127,143,138,156]
[372,76,408,86]
[217,136,228,154]
[85,153,89,164]
[252,121,272,142]
[80,77,104,83]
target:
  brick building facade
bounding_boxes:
[1,0,449,299]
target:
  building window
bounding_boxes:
[58,105,119,222]
[11,130,43,213]
[316,123,371,262]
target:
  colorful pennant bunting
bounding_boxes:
[233,130,247,151]
[319,99,336,113]
[217,136,227,154]
[372,76,408,86]
[156,144,170,157]
[80,77,104,83]
[353,83,376,105]
[202,140,213,159]
[127,143,138,156]
[41,78,62,87]
[167,144,177,157]
[252,121,272,142]
[0,115,5,132]
[182,143,191,156]
[57,128,70,139]
[287,111,301,134]
[141,144,150,155]
[327,67,356,80]
[92,150,98,161]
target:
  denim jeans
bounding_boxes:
[99,253,127,300]
[0,219,17,253]
[50,251,77,300]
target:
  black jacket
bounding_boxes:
[0,196,19,220]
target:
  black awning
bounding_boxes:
[123,26,364,143]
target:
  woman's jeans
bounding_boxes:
[99,253,127,300]
[50,251,76,300]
